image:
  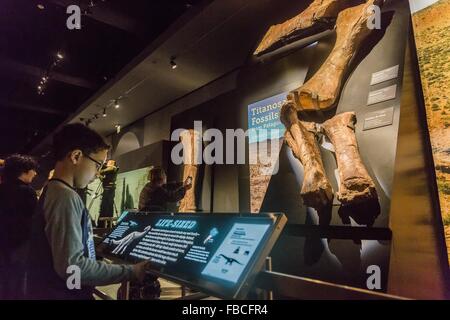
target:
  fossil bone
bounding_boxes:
[321,112,377,204]
[288,0,383,111]
[254,0,359,56]
[281,102,333,209]
[179,129,202,212]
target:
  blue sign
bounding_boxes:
[247,92,287,144]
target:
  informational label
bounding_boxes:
[97,212,285,299]
[367,84,397,105]
[363,107,395,131]
[184,245,210,264]
[247,92,287,143]
[130,227,200,265]
[201,223,270,283]
[370,65,399,85]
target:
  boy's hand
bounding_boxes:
[132,261,150,283]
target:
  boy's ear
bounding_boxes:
[70,149,83,164]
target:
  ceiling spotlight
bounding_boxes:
[37,4,45,10]
[56,52,64,60]
[114,100,120,109]
[102,108,107,117]
[37,85,42,90]
[170,57,177,69]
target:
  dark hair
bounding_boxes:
[3,154,39,181]
[53,123,110,161]
[148,167,166,184]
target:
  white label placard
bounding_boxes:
[367,84,397,105]
[363,107,394,130]
[370,65,399,85]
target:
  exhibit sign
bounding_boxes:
[248,93,287,213]
[245,0,410,291]
[410,0,450,263]
[247,92,286,144]
[97,211,287,299]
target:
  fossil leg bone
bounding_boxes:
[281,102,333,209]
[321,112,377,204]
[179,129,202,212]
[254,0,358,56]
[288,0,383,111]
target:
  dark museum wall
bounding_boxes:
[387,38,450,299]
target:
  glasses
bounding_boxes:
[85,154,105,171]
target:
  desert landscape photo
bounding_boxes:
[411,0,450,263]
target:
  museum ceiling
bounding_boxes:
[0,0,208,157]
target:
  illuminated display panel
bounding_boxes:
[97,211,286,299]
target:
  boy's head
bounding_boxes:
[53,123,110,188]
[3,154,39,184]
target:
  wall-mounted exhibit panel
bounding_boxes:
[164,0,410,292]
[235,0,410,292]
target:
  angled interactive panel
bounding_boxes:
[97,211,286,299]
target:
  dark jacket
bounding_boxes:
[0,179,37,255]
[138,182,186,212]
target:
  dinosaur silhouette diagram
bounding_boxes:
[219,254,243,266]
[110,225,151,255]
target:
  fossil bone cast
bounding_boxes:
[321,112,377,204]
[254,0,360,56]
[288,0,383,111]
[179,129,202,212]
[280,102,333,209]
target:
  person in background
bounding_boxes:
[132,167,191,299]
[26,123,148,300]
[0,154,38,299]
[138,167,192,212]
[98,160,119,228]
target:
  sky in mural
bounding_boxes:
[409,0,439,13]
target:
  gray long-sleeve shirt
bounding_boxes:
[42,179,134,287]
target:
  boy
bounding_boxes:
[26,124,147,299]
